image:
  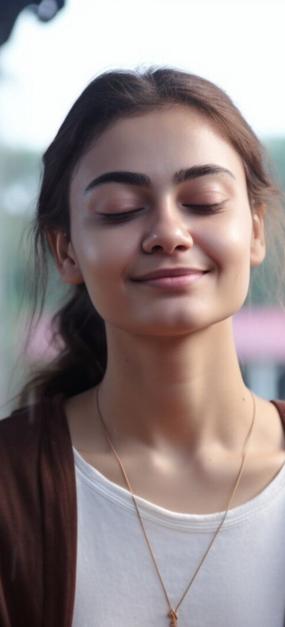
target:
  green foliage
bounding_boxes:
[0,145,41,215]
[265,137,285,190]
[248,137,285,306]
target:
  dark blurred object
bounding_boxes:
[0,0,65,46]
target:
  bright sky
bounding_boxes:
[0,0,284,150]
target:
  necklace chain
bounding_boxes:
[95,388,256,624]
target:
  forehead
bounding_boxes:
[72,106,246,189]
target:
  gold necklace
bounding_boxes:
[95,388,256,626]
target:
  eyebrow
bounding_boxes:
[84,164,235,193]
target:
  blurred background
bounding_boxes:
[0,0,285,416]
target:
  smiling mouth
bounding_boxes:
[131,268,209,289]
[132,268,209,281]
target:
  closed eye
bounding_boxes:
[96,208,145,223]
[182,202,225,214]
[96,201,225,224]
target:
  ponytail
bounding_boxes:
[19,285,106,406]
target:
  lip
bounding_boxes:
[132,267,209,281]
[131,267,210,290]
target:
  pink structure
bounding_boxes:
[233,308,285,362]
[25,317,61,361]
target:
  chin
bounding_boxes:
[107,299,246,338]
[118,314,221,337]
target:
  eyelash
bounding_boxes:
[183,202,224,214]
[97,203,224,223]
[97,208,144,223]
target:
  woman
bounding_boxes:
[1,67,285,627]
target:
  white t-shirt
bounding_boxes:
[72,447,285,627]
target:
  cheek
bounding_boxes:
[203,214,252,269]
[71,222,137,288]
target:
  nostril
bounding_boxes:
[142,228,194,255]
[176,244,190,251]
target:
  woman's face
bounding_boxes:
[65,106,265,337]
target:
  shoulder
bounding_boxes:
[0,394,75,547]
[0,395,59,444]
[271,399,285,424]
[0,403,42,443]
[0,397,77,625]
[0,403,43,477]
[0,395,72,480]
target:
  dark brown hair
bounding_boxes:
[19,66,284,406]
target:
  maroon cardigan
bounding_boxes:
[0,396,285,627]
[0,396,77,627]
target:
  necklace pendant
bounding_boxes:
[168,609,178,626]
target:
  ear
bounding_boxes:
[250,207,266,268]
[47,230,84,285]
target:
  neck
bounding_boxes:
[97,318,251,453]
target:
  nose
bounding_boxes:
[142,208,194,255]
